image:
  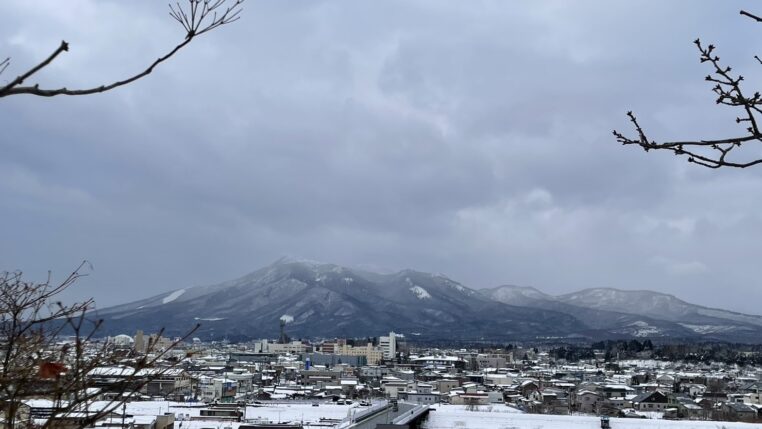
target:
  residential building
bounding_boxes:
[379,332,397,360]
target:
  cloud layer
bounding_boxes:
[2,0,762,314]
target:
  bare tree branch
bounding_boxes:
[0,58,10,76]
[1,264,199,429]
[614,11,762,168]
[169,0,243,39]
[0,0,243,98]
[740,10,762,23]
[0,41,69,96]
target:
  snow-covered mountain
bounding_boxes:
[95,259,582,341]
[559,288,762,327]
[482,285,762,342]
[94,260,762,342]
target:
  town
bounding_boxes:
[6,0,762,428]
[14,329,762,429]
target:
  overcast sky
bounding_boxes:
[3,0,762,313]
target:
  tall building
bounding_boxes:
[336,343,384,365]
[322,342,337,354]
[134,330,145,353]
[379,331,397,360]
[269,341,307,354]
[148,333,173,351]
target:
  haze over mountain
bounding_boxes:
[483,285,762,342]
[95,259,762,343]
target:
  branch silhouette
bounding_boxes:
[614,10,762,168]
[0,0,243,98]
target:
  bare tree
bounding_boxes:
[0,0,243,98]
[614,10,762,169]
[0,262,198,429]
[1,4,241,424]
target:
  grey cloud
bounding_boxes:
[2,0,762,314]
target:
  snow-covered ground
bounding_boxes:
[162,289,185,304]
[422,405,758,429]
[245,402,351,426]
[120,401,354,429]
[107,401,762,429]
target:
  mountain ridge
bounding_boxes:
[482,284,762,342]
[95,260,583,341]
[93,260,762,343]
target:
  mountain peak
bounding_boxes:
[93,262,762,343]
[559,287,688,307]
[271,256,330,268]
[96,261,580,341]
[484,284,553,304]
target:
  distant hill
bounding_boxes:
[94,259,762,343]
[482,285,762,343]
[94,259,581,341]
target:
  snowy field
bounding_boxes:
[120,401,354,428]
[422,405,759,429]
[245,402,352,426]
[109,401,762,429]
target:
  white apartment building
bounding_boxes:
[197,376,237,402]
[268,341,308,355]
[379,332,397,360]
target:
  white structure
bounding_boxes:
[198,376,237,402]
[109,334,134,348]
[269,341,307,355]
[252,339,269,353]
[379,332,398,360]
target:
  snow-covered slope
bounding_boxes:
[95,261,762,343]
[95,259,582,341]
[482,285,762,342]
[486,285,552,306]
[559,288,762,328]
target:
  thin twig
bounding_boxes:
[0,41,68,96]
[614,19,762,169]
[0,0,243,98]
[740,10,762,23]
[0,58,10,76]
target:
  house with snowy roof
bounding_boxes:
[527,388,569,414]
[432,378,459,394]
[721,401,758,422]
[410,355,465,370]
[674,396,707,419]
[518,380,539,398]
[380,377,412,398]
[600,384,635,399]
[139,368,192,400]
[400,383,439,405]
[740,380,762,397]
[484,373,515,386]
[655,373,675,386]
[449,388,494,406]
[631,390,673,411]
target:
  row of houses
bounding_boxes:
[37,333,762,426]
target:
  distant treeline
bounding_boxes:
[548,340,762,365]
[398,338,762,365]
